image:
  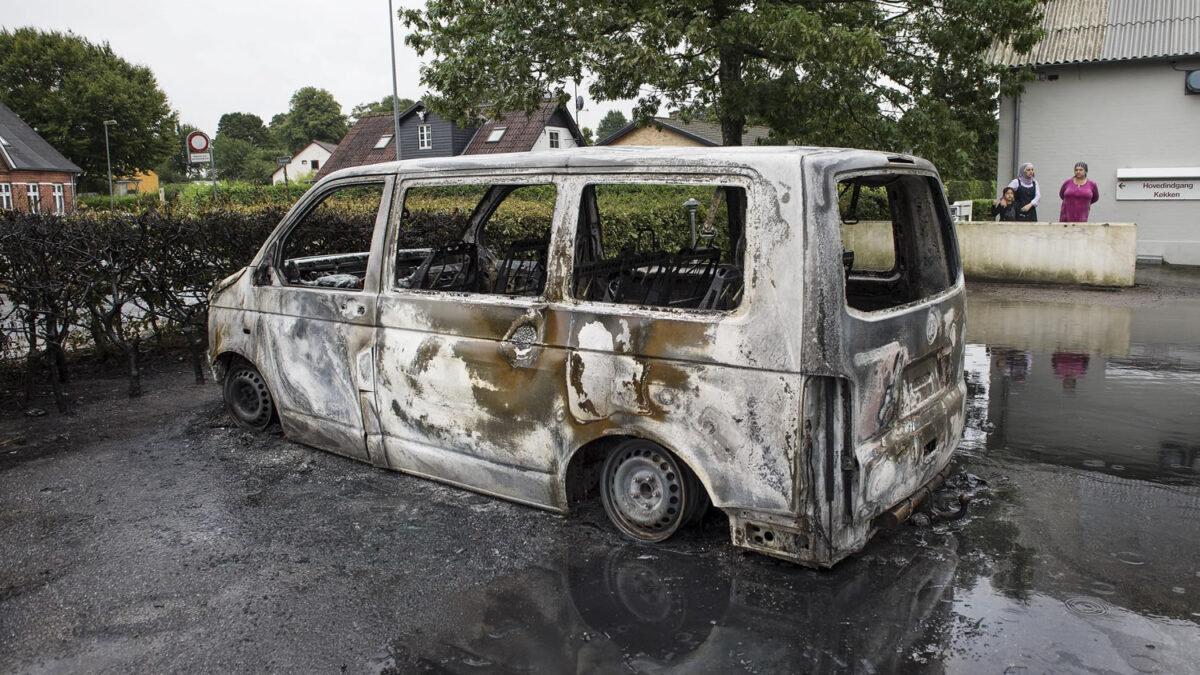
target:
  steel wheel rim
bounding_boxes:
[227,368,272,429]
[603,442,687,541]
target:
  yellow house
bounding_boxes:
[114,170,159,196]
[597,114,774,147]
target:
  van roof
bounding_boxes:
[322,145,933,181]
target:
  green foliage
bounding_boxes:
[154,122,199,184]
[944,179,999,203]
[350,95,417,121]
[0,28,178,190]
[217,112,271,146]
[212,136,286,183]
[277,87,349,154]
[596,110,628,142]
[79,192,161,212]
[172,181,313,209]
[402,0,1045,180]
[973,198,996,220]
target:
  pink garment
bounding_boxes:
[1059,179,1099,222]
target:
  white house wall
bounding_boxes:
[272,144,333,184]
[530,126,578,152]
[997,58,1200,265]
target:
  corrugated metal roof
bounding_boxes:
[990,0,1200,67]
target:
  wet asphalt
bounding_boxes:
[2,265,1199,674]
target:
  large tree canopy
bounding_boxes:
[276,87,349,154]
[216,112,271,146]
[403,0,1044,178]
[350,95,417,122]
[0,28,177,187]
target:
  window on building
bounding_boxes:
[549,131,560,149]
[52,184,65,215]
[418,125,432,150]
[486,127,507,143]
[374,134,393,150]
[25,184,40,214]
[0,183,12,210]
[311,160,319,171]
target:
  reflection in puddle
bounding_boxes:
[376,541,959,673]
[964,295,1200,484]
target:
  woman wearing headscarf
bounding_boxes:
[1058,161,1100,222]
[1006,163,1040,221]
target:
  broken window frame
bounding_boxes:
[385,175,566,301]
[271,178,388,292]
[836,168,959,314]
[565,174,754,314]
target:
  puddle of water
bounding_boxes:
[380,541,960,673]
[963,295,1200,485]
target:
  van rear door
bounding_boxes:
[799,152,967,561]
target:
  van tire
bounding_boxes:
[223,361,276,431]
[600,439,707,542]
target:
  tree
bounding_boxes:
[153,122,199,183]
[403,0,1045,180]
[595,110,628,142]
[216,112,271,146]
[350,95,416,121]
[277,87,349,154]
[213,137,282,183]
[0,28,178,190]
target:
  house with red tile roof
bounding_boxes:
[315,100,584,180]
[462,100,585,155]
[0,100,82,214]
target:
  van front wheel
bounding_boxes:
[223,361,275,431]
[600,440,707,542]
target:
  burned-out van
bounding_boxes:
[208,146,965,567]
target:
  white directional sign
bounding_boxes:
[1115,179,1200,201]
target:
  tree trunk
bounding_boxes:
[44,315,70,413]
[123,340,142,398]
[23,314,39,407]
[183,325,207,385]
[717,44,747,146]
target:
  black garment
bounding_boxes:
[1013,181,1038,221]
[988,200,1018,221]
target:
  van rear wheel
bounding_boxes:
[600,440,708,542]
[223,361,275,431]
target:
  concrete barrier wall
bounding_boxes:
[841,221,1138,287]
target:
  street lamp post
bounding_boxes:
[103,120,117,207]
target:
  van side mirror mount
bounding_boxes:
[253,264,273,286]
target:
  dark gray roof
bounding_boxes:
[990,0,1200,67]
[0,100,82,173]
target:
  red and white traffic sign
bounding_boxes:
[187,131,212,164]
[187,131,210,152]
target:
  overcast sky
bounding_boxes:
[1,0,628,136]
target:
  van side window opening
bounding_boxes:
[838,174,955,312]
[279,182,384,290]
[572,183,746,311]
[395,184,557,296]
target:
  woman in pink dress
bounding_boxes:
[1058,161,1100,222]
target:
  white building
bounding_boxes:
[991,0,1200,264]
[271,140,338,184]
